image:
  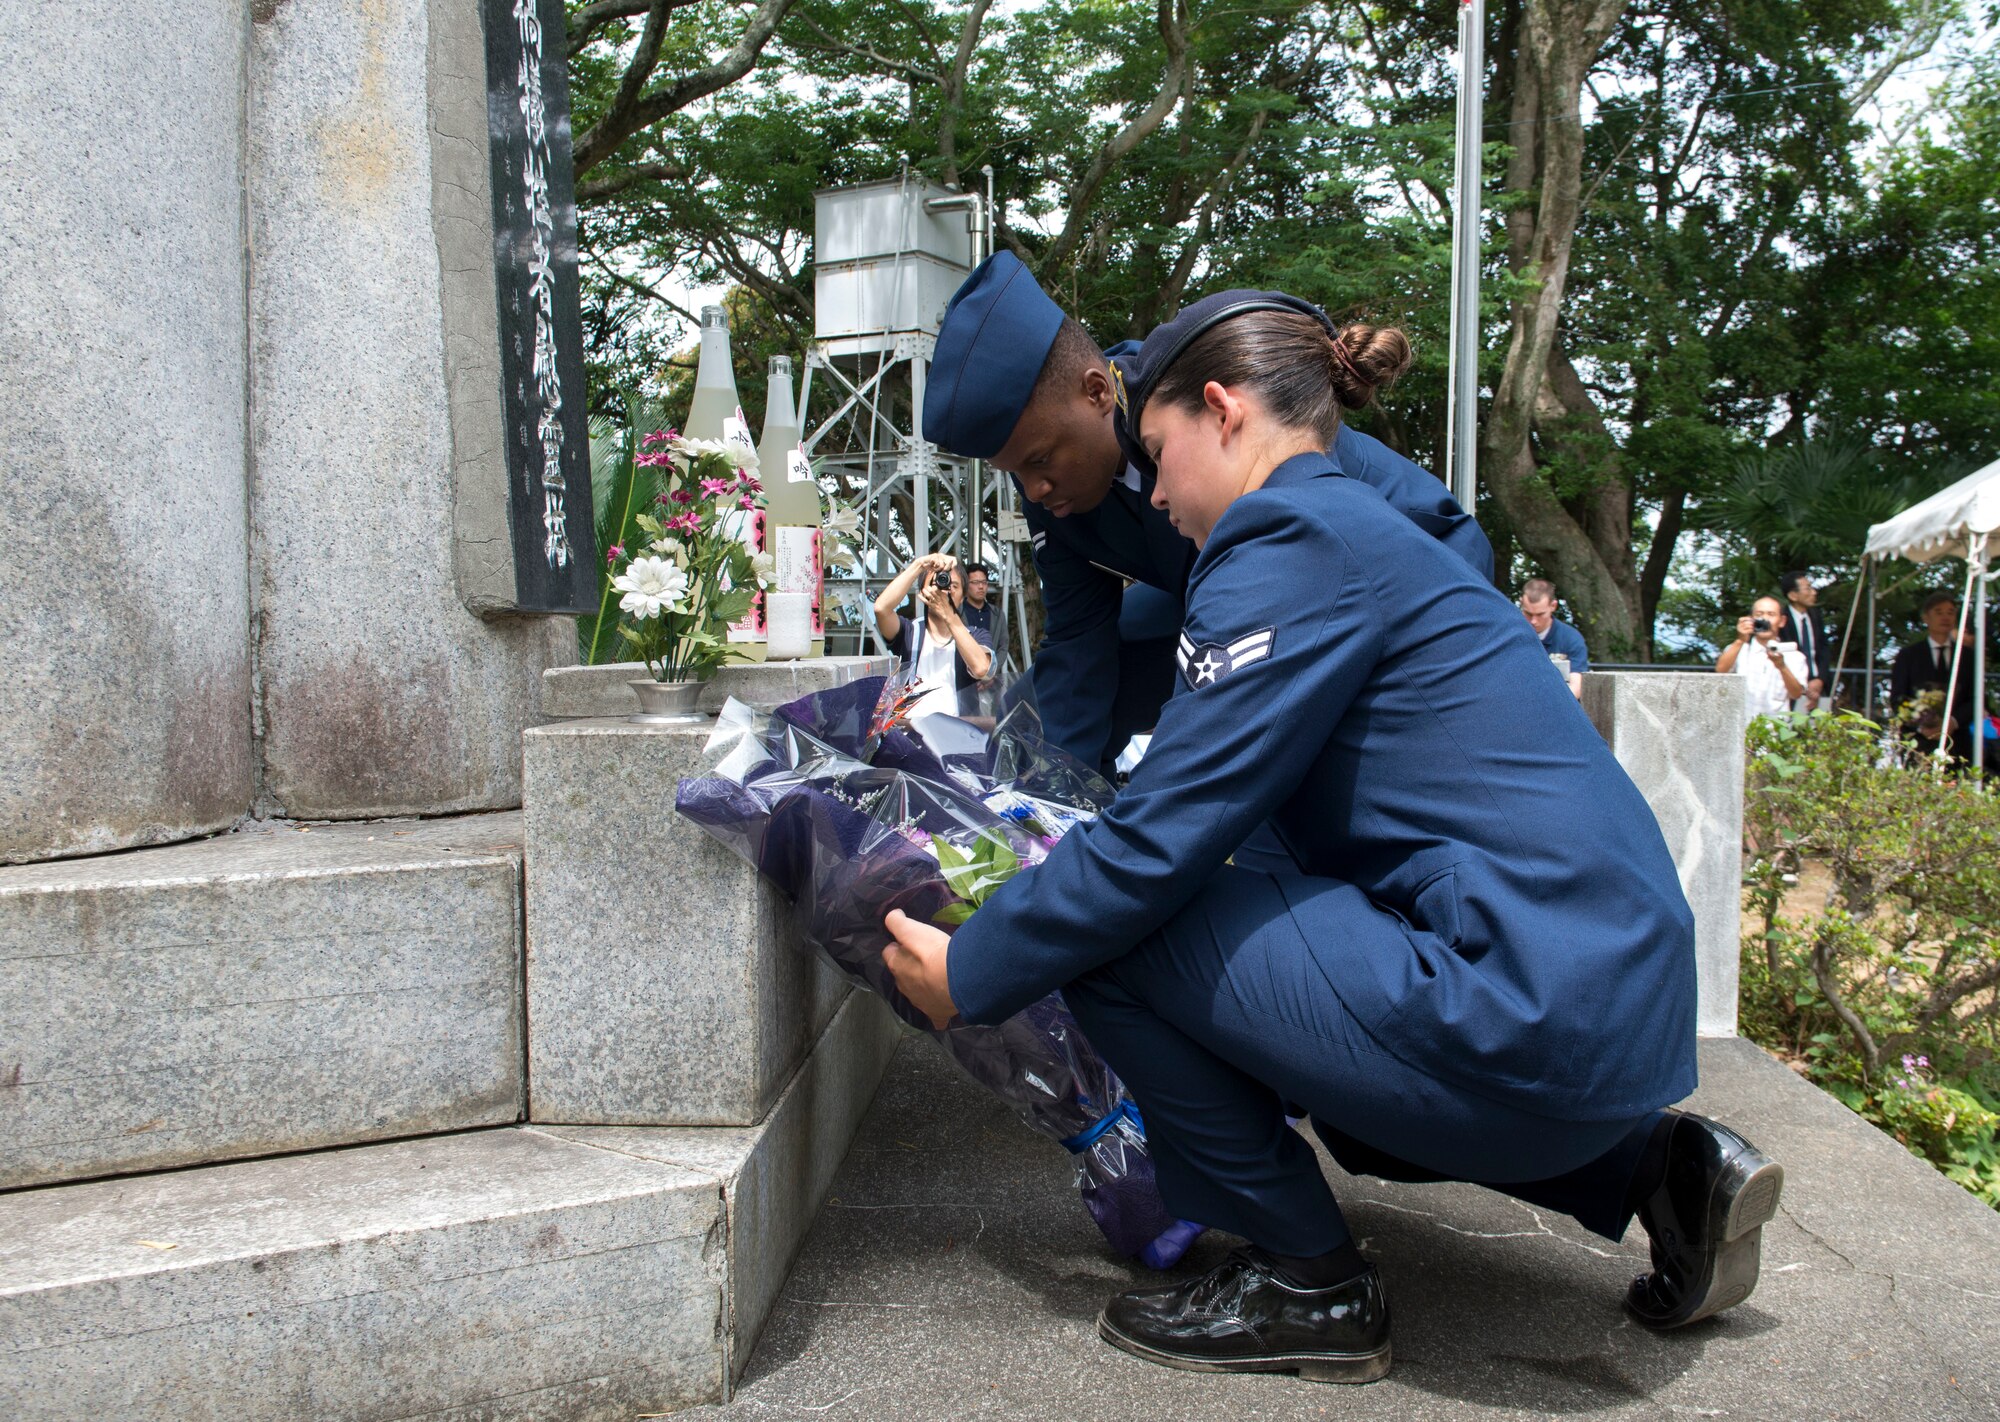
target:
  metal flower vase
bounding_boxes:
[628,678,707,724]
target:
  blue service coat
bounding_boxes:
[1023,423,1493,770]
[952,452,1697,1123]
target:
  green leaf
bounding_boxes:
[932,902,976,926]
[710,588,756,624]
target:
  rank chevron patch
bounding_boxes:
[1176,627,1277,689]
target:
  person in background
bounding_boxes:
[1889,591,1977,765]
[960,568,1008,656]
[959,561,1009,713]
[874,553,994,720]
[1782,571,1830,708]
[1716,595,1807,723]
[1518,578,1588,699]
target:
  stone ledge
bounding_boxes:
[0,989,900,1420]
[540,655,894,720]
[523,720,848,1126]
[0,813,526,1189]
[538,988,904,1376]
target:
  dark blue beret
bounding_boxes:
[1110,288,1335,479]
[922,252,1066,459]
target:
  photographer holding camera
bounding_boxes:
[874,552,995,719]
[1715,595,1808,723]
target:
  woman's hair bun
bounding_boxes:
[1329,324,1413,410]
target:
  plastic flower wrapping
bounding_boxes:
[675,673,1204,1268]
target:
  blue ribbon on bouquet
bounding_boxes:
[1060,1098,1145,1154]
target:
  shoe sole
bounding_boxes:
[1632,1144,1786,1329]
[1097,1312,1392,1384]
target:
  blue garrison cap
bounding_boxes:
[1111,288,1336,479]
[923,252,1066,459]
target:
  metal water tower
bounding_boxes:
[800,169,1028,670]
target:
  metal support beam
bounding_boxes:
[1443,0,1485,518]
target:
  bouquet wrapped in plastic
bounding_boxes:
[675,674,1202,1268]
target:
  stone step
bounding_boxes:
[0,813,526,1190]
[0,990,901,1421]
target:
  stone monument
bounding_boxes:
[0,5,898,1418]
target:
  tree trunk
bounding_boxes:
[1478,0,1640,657]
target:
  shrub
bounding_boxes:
[1741,711,2000,1207]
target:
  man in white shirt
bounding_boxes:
[873,553,995,720]
[1715,595,1808,723]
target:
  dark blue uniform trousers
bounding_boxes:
[1063,867,1666,1258]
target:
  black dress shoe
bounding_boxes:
[1098,1249,1391,1383]
[1627,1111,1785,1328]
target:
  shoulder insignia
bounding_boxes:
[1177,627,1276,689]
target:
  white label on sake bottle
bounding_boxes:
[786,447,813,484]
[722,408,755,460]
[772,524,820,597]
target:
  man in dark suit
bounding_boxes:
[1782,571,1831,708]
[1889,591,1978,765]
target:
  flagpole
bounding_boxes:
[1443,0,1484,520]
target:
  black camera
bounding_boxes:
[1752,616,1772,633]
[932,569,953,592]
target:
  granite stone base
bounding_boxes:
[540,655,896,720]
[0,814,526,1190]
[523,718,848,1125]
[1582,670,1748,1035]
[0,991,900,1421]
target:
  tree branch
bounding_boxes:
[574,0,800,176]
[585,250,701,325]
[577,159,689,206]
[1846,0,1951,115]
[792,14,943,85]
[1041,0,1189,273]
[938,0,995,188]
[567,0,701,58]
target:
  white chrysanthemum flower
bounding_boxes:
[749,551,777,586]
[612,556,688,619]
[674,435,758,469]
[649,535,688,565]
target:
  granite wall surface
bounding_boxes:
[247,0,569,821]
[1583,671,1748,1036]
[0,3,254,862]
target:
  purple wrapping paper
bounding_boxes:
[674,678,1191,1263]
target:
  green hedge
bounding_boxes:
[1740,712,2000,1208]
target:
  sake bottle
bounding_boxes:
[682,304,764,655]
[683,304,742,441]
[758,355,825,658]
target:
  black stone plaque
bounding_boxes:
[484,0,597,612]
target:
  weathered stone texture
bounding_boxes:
[0,1127,728,1420]
[247,0,568,820]
[0,993,899,1419]
[1582,670,1747,1036]
[541,989,904,1374]
[523,718,850,1124]
[0,814,526,1189]
[540,656,898,720]
[0,3,253,863]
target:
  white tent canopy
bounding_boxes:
[1865,456,2000,563]
[1857,455,1994,776]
